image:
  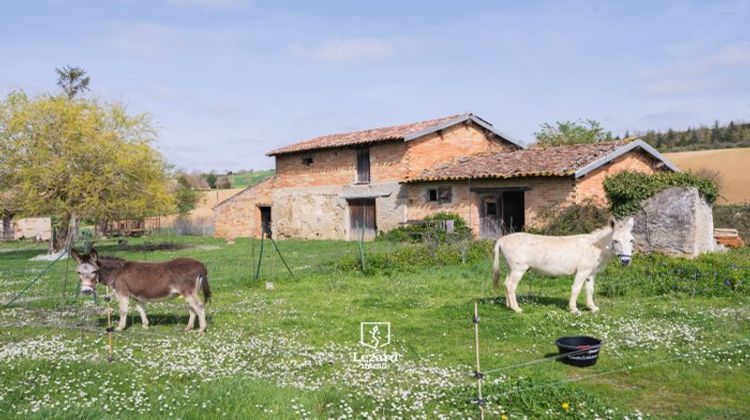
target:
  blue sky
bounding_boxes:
[1,0,748,171]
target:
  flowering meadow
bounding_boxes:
[0,236,748,418]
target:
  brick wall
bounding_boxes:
[274,122,515,188]
[573,150,658,205]
[214,178,274,239]
[404,123,516,177]
[274,141,409,187]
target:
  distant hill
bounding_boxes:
[664,147,750,204]
[635,120,750,152]
[227,169,275,188]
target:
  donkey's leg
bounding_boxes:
[503,274,512,307]
[135,301,149,329]
[115,294,129,331]
[585,275,599,313]
[185,294,206,332]
[569,271,591,314]
[506,269,527,313]
[185,307,196,331]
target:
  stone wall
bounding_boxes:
[272,183,407,240]
[213,178,274,239]
[633,187,716,257]
[11,217,52,240]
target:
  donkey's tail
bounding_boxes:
[492,238,503,290]
[200,267,212,304]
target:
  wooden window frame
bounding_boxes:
[427,186,452,204]
[356,148,371,184]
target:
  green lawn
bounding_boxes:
[226,170,275,188]
[0,236,748,418]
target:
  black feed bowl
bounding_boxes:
[555,336,602,367]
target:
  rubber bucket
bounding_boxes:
[555,336,602,367]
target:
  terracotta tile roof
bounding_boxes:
[267,113,520,156]
[405,140,637,183]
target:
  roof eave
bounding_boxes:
[402,114,525,149]
[573,139,680,179]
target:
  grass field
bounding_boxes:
[0,236,748,418]
[227,170,275,189]
[665,147,750,204]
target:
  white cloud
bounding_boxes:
[290,37,396,63]
[165,0,253,10]
[638,41,750,97]
[107,23,187,58]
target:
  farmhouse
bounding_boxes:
[214,114,678,240]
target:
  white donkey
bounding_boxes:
[492,217,635,314]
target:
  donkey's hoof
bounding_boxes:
[141,324,149,329]
[184,327,194,332]
[511,307,523,314]
[115,327,125,332]
[570,309,581,316]
[589,306,600,313]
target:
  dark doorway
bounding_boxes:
[477,189,526,238]
[259,206,272,237]
[349,199,376,240]
[502,191,525,233]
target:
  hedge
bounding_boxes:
[603,171,719,217]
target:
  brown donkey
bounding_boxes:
[71,248,212,332]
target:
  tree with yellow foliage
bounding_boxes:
[0,88,174,252]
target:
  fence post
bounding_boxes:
[358,221,366,272]
[473,301,485,419]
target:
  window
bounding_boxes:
[427,186,452,204]
[356,148,370,183]
[302,157,314,166]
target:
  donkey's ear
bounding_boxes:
[625,217,635,229]
[70,249,82,263]
[89,248,98,263]
[609,216,616,229]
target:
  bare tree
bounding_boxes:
[56,65,90,99]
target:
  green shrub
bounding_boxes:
[530,199,611,236]
[713,204,750,243]
[603,171,719,217]
[599,248,750,298]
[379,212,471,243]
[337,241,493,275]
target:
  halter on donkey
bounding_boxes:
[492,217,635,314]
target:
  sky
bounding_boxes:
[1,0,749,171]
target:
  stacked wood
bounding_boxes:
[714,228,745,248]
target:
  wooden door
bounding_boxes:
[349,199,376,240]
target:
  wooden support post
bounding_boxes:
[473,301,485,419]
[254,227,265,280]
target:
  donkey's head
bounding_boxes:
[609,217,635,265]
[70,248,100,295]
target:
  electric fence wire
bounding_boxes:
[492,337,750,399]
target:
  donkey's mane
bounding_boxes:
[97,255,127,268]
